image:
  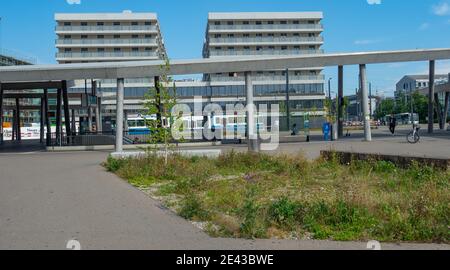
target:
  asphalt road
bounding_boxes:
[0,149,449,250]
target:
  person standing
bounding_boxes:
[389,115,397,136]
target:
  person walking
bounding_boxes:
[389,115,397,136]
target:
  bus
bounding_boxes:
[384,113,419,125]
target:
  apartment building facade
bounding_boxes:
[55,11,166,64]
[202,12,326,129]
[54,11,326,131]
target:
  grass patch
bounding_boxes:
[105,151,450,243]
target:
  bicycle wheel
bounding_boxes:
[407,131,420,144]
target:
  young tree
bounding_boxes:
[142,59,179,165]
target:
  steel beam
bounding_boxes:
[62,81,71,140]
[337,65,344,138]
[56,88,62,146]
[360,64,372,142]
[428,60,435,134]
[44,89,51,146]
[115,78,124,152]
[245,72,259,152]
[15,98,21,141]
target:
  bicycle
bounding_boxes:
[406,124,420,144]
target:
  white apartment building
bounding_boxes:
[202,12,326,128]
[55,11,166,64]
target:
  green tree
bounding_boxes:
[143,59,179,165]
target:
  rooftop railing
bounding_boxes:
[56,51,158,58]
[56,25,158,32]
[209,36,323,44]
[56,38,157,45]
[209,75,325,82]
[209,23,323,31]
[209,49,324,57]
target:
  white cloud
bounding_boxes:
[432,2,450,16]
[419,23,430,31]
[66,0,81,4]
[367,0,382,5]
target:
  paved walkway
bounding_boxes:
[0,150,448,250]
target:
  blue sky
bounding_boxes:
[1,0,450,96]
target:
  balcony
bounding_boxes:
[55,25,158,33]
[56,51,159,61]
[208,36,323,45]
[208,49,324,57]
[209,75,325,82]
[209,24,323,32]
[56,38,158,47]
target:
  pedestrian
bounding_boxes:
[291,123,298,136]
[389,115,396,136]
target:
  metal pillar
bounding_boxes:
[15,98,21,141]
[62,81,71,141]
[359,64,372,142]
[96,97,102,133]
[12,109,16,141]
[444,91,449,129]
[0,82,3,144]
[40,98,45,143]
[88,106,93,132]
[285,69,291,130]
[71,109,76,134]
[44,89,51,146]
[245,72,259,152]
[56,88,62,146]
[428,60,435,134]
[154,76,162,129]
[115,78,124,152]
[337,66,344,138]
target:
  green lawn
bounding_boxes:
[105,151,449,243]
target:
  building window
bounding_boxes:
[281,46,287,50]
[97,22,104,26]
[244,46,250,50]
[145,34,152,38]
[81,22,88,26]
[97,35,104,39]
[243,21,249,25]
[256,33,263,37]
[293,20,300,24]
[227,34,234,38]
[227,47,235,50]
[214,34,221,38]
[256,46,262,51]
[81,35,88,39]
[281,33,288,37]
[64,35,71,39]
[114,35,120,39]
[131,22,139,26]
[132,35,139,39]
[280,21,287,24]
[132,47,139,52]
[268,21,274,25]
[227,21,234,25]
[256,21,262,25]
[64,48,72,52]
[63,22,71,26]
[144,21,152,25]
[145,47,152,51]
[97,48,105,52]
[214,21,221,25]
[81,48,88,52]
[114,48,121,52]
[113,22,121,26]
[243,34,250,37]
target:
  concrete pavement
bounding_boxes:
[0,149,448,250]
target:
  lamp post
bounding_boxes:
[328,78,334,141]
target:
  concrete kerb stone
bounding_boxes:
[111,149,222,159]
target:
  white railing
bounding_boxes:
[56,25,157,32]
[209,24,323,31]
[56,38,157,45]
[56,52,158,58]
[209,49,324,56]
[209,75,325,82]
[209,36,323,44]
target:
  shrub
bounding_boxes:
[268,197,300,229]
[104,156,126,172]
[179,194,209,220]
